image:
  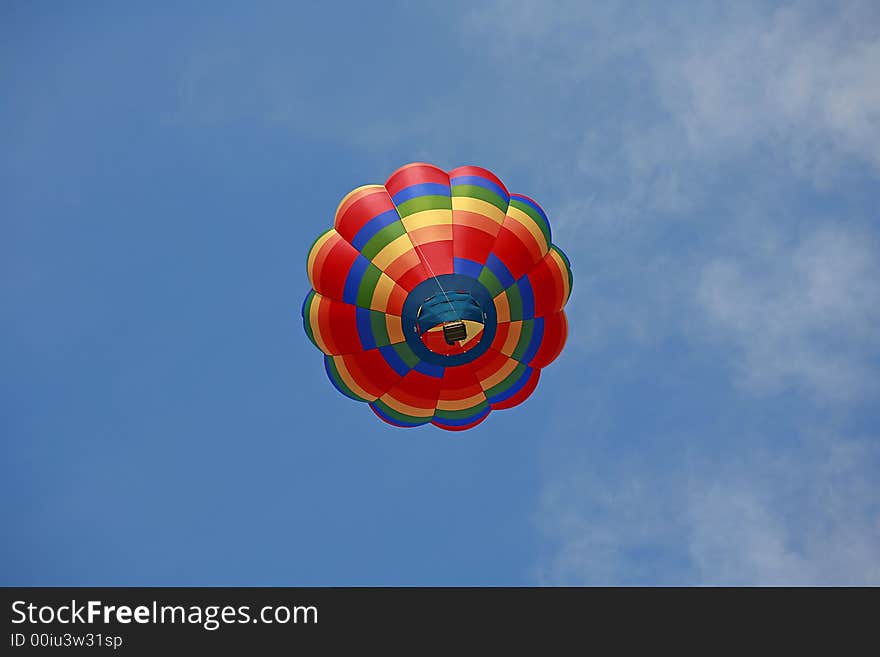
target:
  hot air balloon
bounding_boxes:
[302,163,572,431]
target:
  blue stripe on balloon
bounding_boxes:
[487,366,532,405]
[485,253,516,289]
[510,193,549,223]
[450,175,509,202]
[453,257,483,279]
[391,183,450,206]
[355,307,376,351]
[351,209,400,251]
[413,360,445,378]
[517,277,535,319]
[522,317,544,364]
[342,254,370,305]
[432,405,490,427]
[370,402,424,427]
[378,345,412,378]
[323,356,362,401]
[301,290,314,320]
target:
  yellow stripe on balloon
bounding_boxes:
[372,233,417,270]
[333,184,386,223]
[500,321,522,356]
[379,393,435,417]
[493,292,511,323]
[507,206,549,255]
[478,357,519,390]
[401,209,453,232]
[333,355,377,401]
[371,272,396,312]
[306,229,337,285]
[452,197,507,224]
[386,315,405,344]
[436,392,487,411]
[549,249,571,302]
[308,294,330,354]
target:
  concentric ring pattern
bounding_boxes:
[302,162,572,431]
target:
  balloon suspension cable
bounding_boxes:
[412,241,459,323]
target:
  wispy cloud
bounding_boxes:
[687,431,880,585]
[535,422,880,585]
[697,224,880,401]
[457,2,880,584]
[659,2,880,180]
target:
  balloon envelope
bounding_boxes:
[302,163,572,431]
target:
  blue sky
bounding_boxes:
[2,1,878,585]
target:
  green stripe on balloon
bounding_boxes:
[478,268,504,298]
[355,263,382,308]
[394,195,452,218]
[433,402,489,421]
[361,222,407,260]
[372,399,430,425]
[325,356,368,401]
[369,310,391,347]
[510,198,551,246]
[392,342,420,369]
[503,284,524,321]
[510,320,535,361]
[302,291,317,348]
[450,185,508,213]
[551,245,574,293]
[484,362,528,399]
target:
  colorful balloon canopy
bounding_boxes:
[302,163,572,431]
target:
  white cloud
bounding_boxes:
[697,224,880,401]
[656,3,880,183]
[468,1,880,178]
[536,427,880,585]
[468,2,880,585]
[687,433,880,585]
